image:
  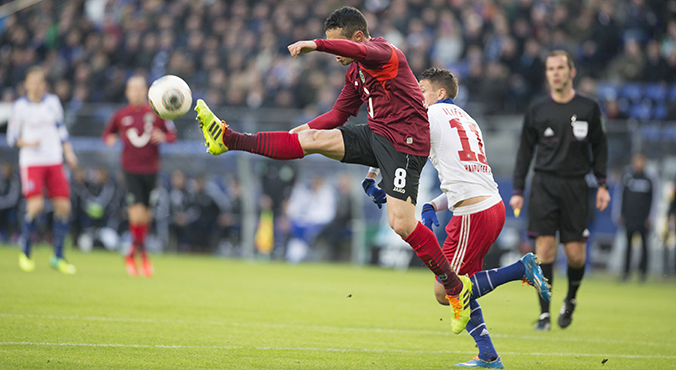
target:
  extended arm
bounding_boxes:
[590,103,610,210]
[512,112,538,195]
[102,113,119,147]
[361,168,386,209]
[306,109,352,130]
[589,103,608,186]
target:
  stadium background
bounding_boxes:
[1,0,676,275]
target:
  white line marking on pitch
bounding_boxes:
[1,313,672,349]
[0,342,674,360]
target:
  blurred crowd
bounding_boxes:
[0,158,355,260]
[0,0,675,117]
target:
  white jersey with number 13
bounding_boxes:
[428,102,499,211]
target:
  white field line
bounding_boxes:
[0,341,674,360]
[1,313,672,349]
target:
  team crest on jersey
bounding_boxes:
[571,114,588,140]
[359,70,365,83]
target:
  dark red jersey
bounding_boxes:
[314,37,430,156]
[102,104,177,174]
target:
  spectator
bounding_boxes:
[316,173,354,261]
[284,175,336,263]
[0,162,21,242]
[169,169,192,252]
[608,38,645,82]
[612,152,659,282]
[642,40,670,82]
[187,175,221,253]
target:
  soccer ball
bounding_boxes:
[148,75,192,120]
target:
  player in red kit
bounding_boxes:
[102,76,176,277]
[196,7,473,333]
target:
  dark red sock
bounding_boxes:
[223,130,305,160]
[129,223,148,254]
[405,222,462,295]
[127,244,137,258]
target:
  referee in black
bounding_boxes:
[509,50,610,331]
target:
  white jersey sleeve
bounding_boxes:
[427,103,500,211]
[10,94,66,167]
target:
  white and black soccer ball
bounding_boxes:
[147,75,192,120]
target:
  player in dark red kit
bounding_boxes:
[196,7,473,333]
[103,76,176,277]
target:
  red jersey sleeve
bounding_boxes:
[314,38,392,67]
[102,111,119,140]
[332,65,363,117]
[306,109,352,130]
[159,118,177,143]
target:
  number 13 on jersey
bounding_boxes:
[449,118,487,165]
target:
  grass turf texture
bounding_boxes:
[1,246,674,369]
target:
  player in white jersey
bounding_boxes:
[6,67,78,274]
[362,68,550,368]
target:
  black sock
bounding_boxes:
[566,265,585,301]
[539,263,553,314]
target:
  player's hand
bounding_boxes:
[151,128,167,144]
[288,40,317,58]
[596,186,611,211]
[361,178,387,209]
[104,134,118,147]
[421,203,439,231]
[509,195,524,215]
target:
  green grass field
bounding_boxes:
[1,245,674,369]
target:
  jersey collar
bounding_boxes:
[433,97,455,105]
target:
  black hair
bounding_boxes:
[419,67,459,99]
[324,6,370,39]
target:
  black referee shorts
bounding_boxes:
[124,171,157,207]
[338,123,427,204]
[527,172,589,243]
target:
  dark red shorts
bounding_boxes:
[20,164,70,199]
[442,201,505,277]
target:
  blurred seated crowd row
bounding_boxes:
[0,160,356,262]
[1,0,675,119]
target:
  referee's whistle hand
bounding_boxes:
[596,187,611,212]
[509,195,523,212]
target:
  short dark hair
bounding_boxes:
[25,65,45,79]
[419,68,458,99]
[547,50,575,70]
[324,6,370,39]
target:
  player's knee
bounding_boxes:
[567,255,585,268]
[435,292,449,305]
[298,129,322,149]
[26,197,45,216]
[389,217,412,238]
[54,202,71,218]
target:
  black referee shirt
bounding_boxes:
[513,92,608,194]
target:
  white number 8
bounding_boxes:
[394,168,407,188]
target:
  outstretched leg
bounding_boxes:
[434,253,551,303]
[196,99,343,160]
